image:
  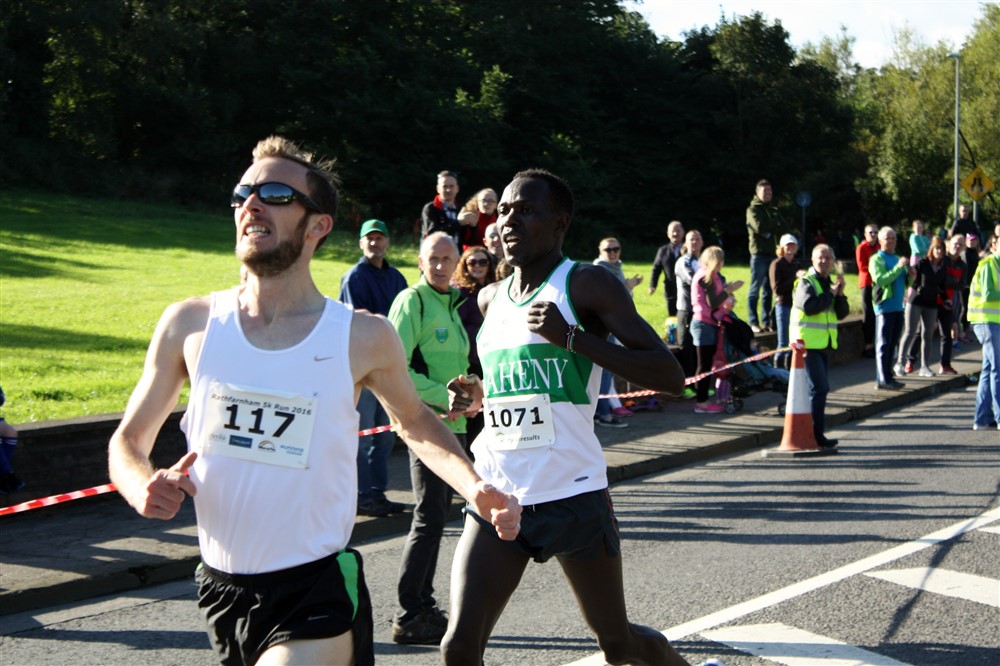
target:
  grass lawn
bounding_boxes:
[0,189,858,423]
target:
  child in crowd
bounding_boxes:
[0,386,24,493]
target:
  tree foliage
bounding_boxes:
[1,0,996,256]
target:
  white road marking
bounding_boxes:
[700,622,911,665]
[979,524,1000,535]
[562,506,1000,665]
[864,567,1000,607]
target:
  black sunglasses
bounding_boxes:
[602,246,621,252]
[231,182,323,213]
[466,258,490,267]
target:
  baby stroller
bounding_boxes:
[713,314,789,414]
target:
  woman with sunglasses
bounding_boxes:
[592,238,642,425]
[896,236,949,377]
[452,246,498,446]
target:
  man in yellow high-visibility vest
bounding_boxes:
[790,244,850,448]
[968,233,1000,430]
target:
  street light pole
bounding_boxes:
[947,52,961,220]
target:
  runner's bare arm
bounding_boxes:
[108,299,204,520]
[477,280,501,317]
[530,264,684,395]
[351,312,520,539]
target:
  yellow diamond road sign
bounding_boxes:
[961,166,994,202]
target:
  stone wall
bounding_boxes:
[5,409,188,505]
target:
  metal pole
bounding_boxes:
[801,207,806,255]
[948,53,961,220]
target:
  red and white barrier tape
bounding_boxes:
[0,347,787,516]
[0,484,117,516]
[600,347,784,400]
[682,347,783,387]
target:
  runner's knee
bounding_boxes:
[440,629,484,666]
[599,624,670,666]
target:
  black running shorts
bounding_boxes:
[469,487,622,563]
[195,549,374,666]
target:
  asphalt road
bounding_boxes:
[1,388,997,666]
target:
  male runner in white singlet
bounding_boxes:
[441,169,692,665]
[108,136,520,666]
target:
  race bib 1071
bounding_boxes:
[483,393,555,451]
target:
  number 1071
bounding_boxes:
[488,406,542,428]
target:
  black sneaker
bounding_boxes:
[875,381,904,391]
[385,500,407,513]
[423,606,449,630]
[595,416,628,428]
[0,472,24,494]
[391,608,448,645]
[357,498,393,517]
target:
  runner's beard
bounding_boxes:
[238,213,309,277]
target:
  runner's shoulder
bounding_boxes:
[161,296,211,335]
[569,263,628,304]
[349,309,398,349]
[479,280,502,313]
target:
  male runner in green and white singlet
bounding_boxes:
[441,169,692,665]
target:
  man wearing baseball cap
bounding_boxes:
[340,219,409,517]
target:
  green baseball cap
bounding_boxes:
[359,219,389,238]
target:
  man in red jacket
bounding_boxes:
[855,224,880,357]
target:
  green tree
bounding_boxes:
[960,3,1000,218]
[682,12,857,253]
[0,0,878,248]
[851,6,999,227]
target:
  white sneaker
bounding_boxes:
[918,366,935,377]
[893,362,906,376]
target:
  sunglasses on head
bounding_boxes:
[231,182,323,213]
[466,258,490,267]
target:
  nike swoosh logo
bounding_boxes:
[314,355,335,362]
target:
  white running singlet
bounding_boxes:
[181,288,359,574]
[472,258,608,505]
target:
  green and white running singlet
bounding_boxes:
[472,258,608,505]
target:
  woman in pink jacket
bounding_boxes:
[690,246,744,413]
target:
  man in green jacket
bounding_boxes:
[388,231,471,645]
[746,179,782,332]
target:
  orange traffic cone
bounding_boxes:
[763,340,837,458]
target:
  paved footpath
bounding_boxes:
[0,347,986,617]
